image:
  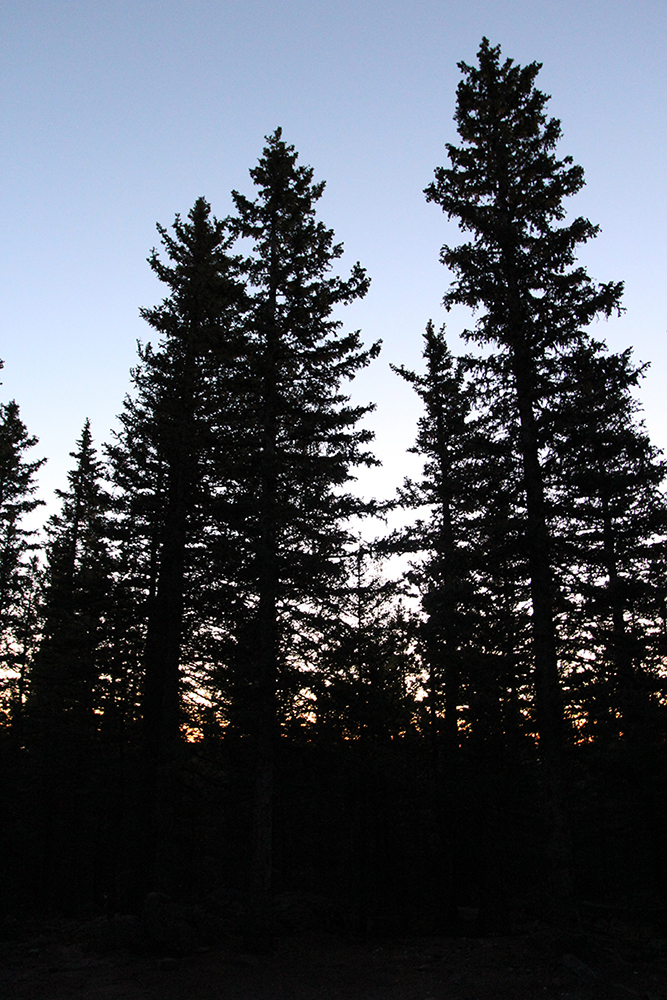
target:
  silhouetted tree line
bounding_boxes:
[2,41,667,943]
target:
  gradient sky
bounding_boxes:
[1,0,666,521]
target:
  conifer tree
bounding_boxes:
[0,373,45,726]
[393,331,534,756]
[425,38,623,918]
[137,199,242,761]
[16,421,113,911]
[0,404,45,626]
[1,554,41,737]
[105,382,167,741]
[391,324,473,758]
[393,326,536,927]
[107,197,243,891]
[229,129,379,945]
[31,420,112,739]
[549,341,667,740]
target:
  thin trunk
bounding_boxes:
[142,500,187,893]
[431,395,461,926]
[511,344,563,747]
[248,575,277,949]
[433,393,459,761]
[247,253,279,951]
[510,335,573,924]
[11,581,35,745]
[600,491,635,736]
[142,499,187,759]
[499,567,520,740]
[141,352,195,895]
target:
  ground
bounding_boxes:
[2,919,667,999]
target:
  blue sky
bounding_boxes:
[1,0,666,517]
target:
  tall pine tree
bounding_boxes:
[107,197,244,893]
[425,38,623,919]
[0,369,45,729]
[228,128,379,946]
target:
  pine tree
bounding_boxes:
[392,326,536,928]
[229,129,379,945]
[104,379,167,743]
[0,371,45,728]
[393,330,535,757]
[31,420,113,740]
[425,38,623,919]
[1,554,41,738]
[137,198,242,760]
[21,421,115,910]
[107,197,243,892]
[391,324,473,759]
[549,341,667,741]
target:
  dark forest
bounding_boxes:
[2,40,667,967]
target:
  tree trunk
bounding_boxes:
[510,334,574,925]
[141,502,187,894]
[246,277,279,952]
[600,491,636,736]
[141,399,193,896]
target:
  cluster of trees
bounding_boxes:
[2,40,666,937]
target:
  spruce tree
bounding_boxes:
[393,326,536,927]
[549,341,667,741]
[391,323,473,759]
[425,38,623,919]
[107,197,243,892]
[23,421,115,910]
[0,374,45,727]
[394,331,534,757]
[137,198,242,761]
[1,554,41,738]
[31,419,112,739]
[229,129,379,945]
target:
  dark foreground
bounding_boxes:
[2,919,667,1000]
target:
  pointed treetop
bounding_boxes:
[425,38,624,349]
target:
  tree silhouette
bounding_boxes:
[31,420,112,738]
[549,341,667,742]
[229,128,379,946]
[108,197,244,893]
[391,323,473,759]
[0,373,45,730]
[425,37,623,920]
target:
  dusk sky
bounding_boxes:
[2,0,665,519]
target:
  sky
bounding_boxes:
[1,0,666,523]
